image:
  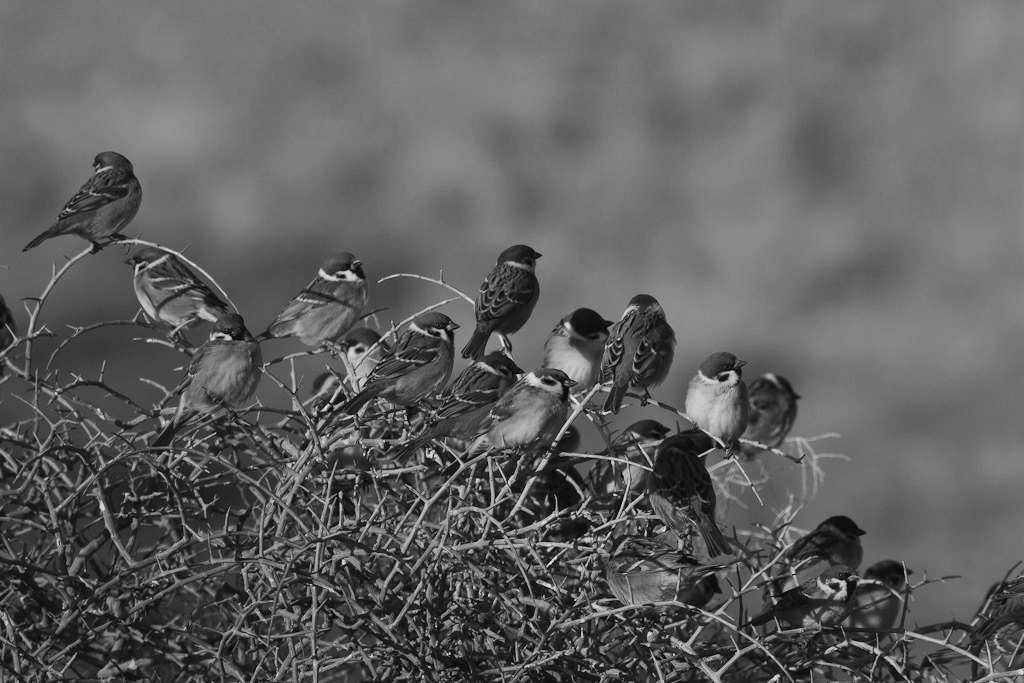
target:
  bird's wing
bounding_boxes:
[786,530,833,563]
[56,170,130,220]
[365,335,441,384]
[656,449,715,512]
[599,322,628,383]
[145,257,227,308]
[473,384,525,433]
[475,264,536,322]
[167,342,215,398]
[271,276,340,326]
[629,323,672,385]
[689,459,719,519]
[434,382,499,421]
[974,579,1024,639]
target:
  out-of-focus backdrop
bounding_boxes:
[2,1,1022,626]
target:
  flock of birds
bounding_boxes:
[3,151,1023,662]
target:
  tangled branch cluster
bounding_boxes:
[0,242,1021,683]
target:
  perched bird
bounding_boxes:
[970,574,1024,667]
[748,565,859,629]
[771,515,866,596]
[152,313,262,448]
[259,252,369,347]
[339,312,458,415]
[392,352,522,460]
[739,373,800,460]
[785,516,866,572]
[684,351,749,453]
[461,245,541,360]
[647,431,731,559]
[0,294,17,376]
[340,328,389,389]
[843,560,912,631]
[599,294,676,414]
[591,419,671,495]
[24,151,142,253]
[606,536,727,608]
[126,247,230,333]
[469,368,576,454]
[542,308,613,389]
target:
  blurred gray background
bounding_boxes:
[2,1,1023,627]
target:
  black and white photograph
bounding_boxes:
[1,2,1022,681]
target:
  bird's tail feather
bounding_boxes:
[340,390,375,415]
[152,409,197,448]
[745,608,775,628]
[603,383,627,414]
[23,227,57,252]
[699,521,731,559]
[153,419,182,449]
[460,329,489,360]
[391,433,432,461]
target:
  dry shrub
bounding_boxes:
[0,246,1017,682]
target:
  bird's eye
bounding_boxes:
[353,345,365,354]
[541,378,555,385]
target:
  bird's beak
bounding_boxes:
[352,260,362,268]
[734,359,747,369]
[855,528,867,537]
[565,378,578,387]
[124,257,136,266]
[447,322,460,331]
[906,568,915,576]
[534,251,543,258]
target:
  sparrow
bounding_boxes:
[771,515,866,596]
[0,294,17,376]
[24,151,142,253]
[684,351,749,453]
[469,368,576,455]
[606,536,727,608]
[392,352,522,460]
[748,565,860,629]
[541,307,613,389]
[843,560,912,631]
[126,247,231,333]
[970,574,1024,666]
[591,419,671,495]
[339,328,389,389]
[338,312,458,415]
[599,294,675,414]
[647,430,731,559]
[739,373,800,460]
[152,313,262,448]
[259,252,369,347]
[461,245,541,360]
